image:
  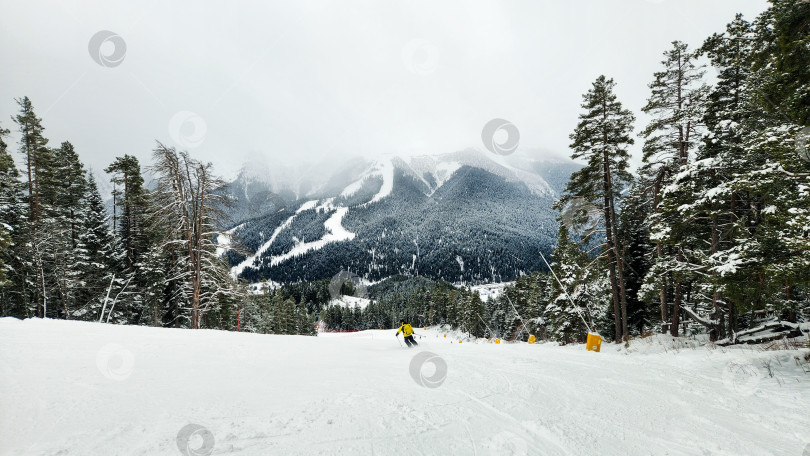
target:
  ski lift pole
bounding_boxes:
[476,313,498,339]
[504,293,528,339]
[539,250,594,334]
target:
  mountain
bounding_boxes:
[220,149,582,284]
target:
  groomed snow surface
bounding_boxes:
[1,318,809,455]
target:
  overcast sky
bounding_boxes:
[1,0,769,180]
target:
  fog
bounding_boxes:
[1,0,768,180]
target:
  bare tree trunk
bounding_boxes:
[652,174,668,333]
[609,194,628,340]
[602,156,622,342]
[709,213,725,341]
[671,251,683,337]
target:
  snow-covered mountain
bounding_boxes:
[221,149,582,284]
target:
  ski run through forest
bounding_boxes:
[1,1,810,455]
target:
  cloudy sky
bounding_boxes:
[1,0,768,180]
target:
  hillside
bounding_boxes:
[222,150,579,284]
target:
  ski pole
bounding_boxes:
[395,334,403,347]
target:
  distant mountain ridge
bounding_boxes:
[220,149,581,284]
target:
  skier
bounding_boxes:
[396,319,418,347]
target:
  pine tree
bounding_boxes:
[47,142,89,320]
[562,75,635,342]
[105,154,153,323]
[617,180,655,336]
[640,41,710,336]
[105,155,149,274]
[13,97,49,224]
[0,123,14,286]
[73,173,120,321]
[13,97,54,317]
[665,14,758,340]
[545,225,599,344]
[719,0,810,326]
[0,122,29,317]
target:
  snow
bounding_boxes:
[328,295,372,310]
[434,161,462,187]
[231,200,358,275]
[470,282,512,302]
[711,252,746,276]
[295,199,318,213]
[2,318,809,455]
[215,223,244,257]
[359,159,394,208]
[230,213,297,277]
[339,177,365,198]
[268,207,355,266]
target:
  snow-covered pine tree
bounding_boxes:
[522,272,549,340]
[13,97,55,317]
[616,180,655,335]
[639,41,710,336]
[47,141,88,320]
[545,225,598,344]
[105,154,151,323]
[0,122,30,317]
[0,123,11,287]
[718,0,810,326]
[73,173,120,321]
[562,74,635,342]
[665,14,758,340]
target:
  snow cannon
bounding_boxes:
[495,338,500,344]
[586,333,602,352]
[443,334,446,338]
[527,335,536,344]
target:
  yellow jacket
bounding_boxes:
[397,323,414,337]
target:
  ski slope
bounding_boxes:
[1,318,808,455]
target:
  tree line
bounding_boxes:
[550,1,810,343]
[0,97,241,328]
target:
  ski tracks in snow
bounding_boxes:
[3,321,810,455]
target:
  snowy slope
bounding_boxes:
[395,149,555,196]
[2,318,809,455]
